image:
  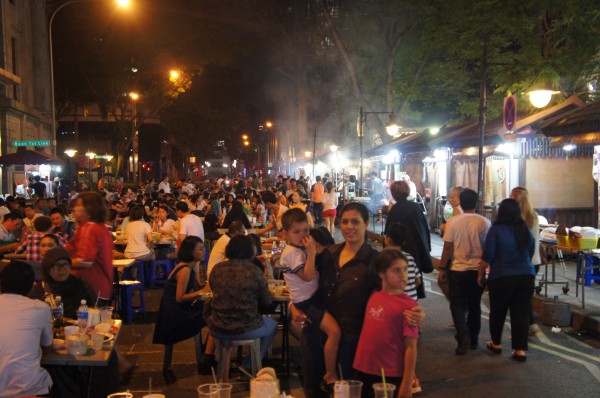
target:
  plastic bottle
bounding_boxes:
[271,240,279,255]
[52,296,64,320]
[77,299,89,332]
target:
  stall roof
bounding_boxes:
[365,95,588,157]
[539,99,600,137]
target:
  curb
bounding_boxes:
[532,295,600,339]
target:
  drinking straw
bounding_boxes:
[211,366,218,384]
[237,366,255,380]
[148,376,152,396]
[95,290,101,307]
[381,368,388,398]
[338,363,344,380]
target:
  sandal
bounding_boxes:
[512,352,527,362]
[486,342,502,354]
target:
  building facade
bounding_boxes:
[0,0,53,193]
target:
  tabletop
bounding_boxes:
[112,259,136,268]
[42,320,122,367]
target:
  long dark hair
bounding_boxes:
[494,198,531,254]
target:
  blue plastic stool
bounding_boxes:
[119,280,146,324]
[121,260,146,286]
[146,259,175,288]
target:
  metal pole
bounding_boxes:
[312,128,317,180]
[48,0,98,157]
[359,107,364,197]
[477,40,488,214]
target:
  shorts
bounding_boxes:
[295,291,326,328]
[323,209,336,218]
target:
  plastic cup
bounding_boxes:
[64,325,79,338]
[334,380,363,398]
[100,306,114,323]
[274,280,284,296]
[143,395,166,398]
[91,332,104,350]
[88,307,100,327]
[373,382,396,398]
[268,279,277,295]
[250,379,279,398]
[197,384,219,398]
[107,393,133,398]
[66,333,88,355]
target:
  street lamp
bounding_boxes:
[48,0,130,157]
[244,140,260,172]
[129,91,140,183]
[86,151,96,185]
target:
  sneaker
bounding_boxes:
[412,377,422,394]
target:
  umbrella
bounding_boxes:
[0,149,64,166]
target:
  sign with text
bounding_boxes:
[12,140,51,147]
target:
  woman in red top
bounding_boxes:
[65,192,114,302]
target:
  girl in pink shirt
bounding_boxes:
[353,250,419,398]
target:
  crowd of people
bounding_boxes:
[0,170,542,398]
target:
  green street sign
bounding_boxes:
[12,140,51,147]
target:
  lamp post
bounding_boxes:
[129,91,140,183]
[357,107,400,196]
[244,140,260,173]
[64,148,77,184]
[48,0,130,157]
[86,151,96,185]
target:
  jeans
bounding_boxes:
[312,202,323,225]
[210,317,277,367]
[299,325,359,398]
[488,275,535,350]
[449,270,484,346]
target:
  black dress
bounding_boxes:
[153,264,205,345]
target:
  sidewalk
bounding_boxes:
[428,232,600,340]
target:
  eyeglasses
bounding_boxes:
[52,262,71,271]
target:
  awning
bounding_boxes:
[0,149,64,166]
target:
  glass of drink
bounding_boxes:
[373,382,396,398]
[197,383,227,398]
[334,380,363,398]
[91,332,105,350]
[100,306,114,323]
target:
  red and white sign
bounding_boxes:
[503,95,517,132]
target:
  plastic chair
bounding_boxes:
[121,260,146,286]
[118,280,146,323]
[146,259,175,288]
[213,337,261,382]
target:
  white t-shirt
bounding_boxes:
[322,191,338,212]
[443,213,491,271]
[207,234,230,277]
[0,294,53,397]
[157,218,176,238]
[280,245,319,303]
[158,181,171,193]
[179,213,205,242]
[125,220,152,258]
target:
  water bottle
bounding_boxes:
[77,299,89,332]
[52,296,64,320]
[271,240,279,255]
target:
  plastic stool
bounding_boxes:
[121,260,146,286]
[213,337,261,382]
[119,280,146,324]
[146,259,175,288]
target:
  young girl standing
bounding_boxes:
[353,250,419,398]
